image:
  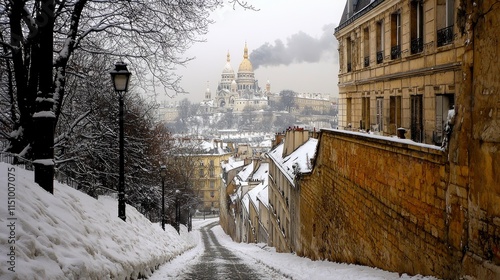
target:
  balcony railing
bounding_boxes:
[364,56,370,67]
[376,51,384,64]
[411,37,423,54]
[437,25,454,47]
[347,62,352,72]
[391,45,401,59]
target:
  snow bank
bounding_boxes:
[0,163,196,280]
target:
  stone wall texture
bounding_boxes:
[297,2,500,279]
[298,131,461,278]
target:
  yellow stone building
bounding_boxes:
[189,143,232,213]
[335,0,462,145]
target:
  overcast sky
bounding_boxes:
[166,0,346,103]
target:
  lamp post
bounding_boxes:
[175,189,180,234]
[188,206,192,232]
[160,164,167,230]
[110,61,131,222]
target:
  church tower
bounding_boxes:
[237,42,256,93]
[205,81,211,100]
[266,80,271,94]
[219,51,235,91]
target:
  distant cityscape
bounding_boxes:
[155,43,338,136]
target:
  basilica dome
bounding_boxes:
[238,43,253,73]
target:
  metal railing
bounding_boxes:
[437,25,454,47]
[376,51,384,64]
[0,152,79,189]
[411,37,423,54]
[391,45,401,59]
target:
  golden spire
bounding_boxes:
[243,42,248,59]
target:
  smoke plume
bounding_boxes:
[250,23,338,70]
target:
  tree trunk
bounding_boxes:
[33,0,56,193]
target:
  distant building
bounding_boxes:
[183,139,233,213]
[202,43,269,112]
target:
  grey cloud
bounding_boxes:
[250,23,338,69]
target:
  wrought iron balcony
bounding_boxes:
[376,51,384,64]
[364,56,370,67]
[391,45,401,59]
[437,25,454,47]
[411,37,423,54]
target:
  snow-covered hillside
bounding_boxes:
[0,162,196,280]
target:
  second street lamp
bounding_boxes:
[175,189,180,234]
[110,61,131,222]
[160,164,167,230]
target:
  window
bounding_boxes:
[361,97,370,130]
[391,12,401,59]
[346,37,352,72]
[389,96,402,135]
[411,95,424,142]
[437,0,455,46]
[209,167,215,178]
[434,94,455,144]
[411,0,424,54]
[376,21,384,63]
[210,181,215,189]
[199,168,204,178]
[210,191,215,198]
[376,98,384,132]
[363,28,370,67]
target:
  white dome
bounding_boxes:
[222,52,234,75]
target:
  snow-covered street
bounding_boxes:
[151,218,437,280]
[151,220,286,279]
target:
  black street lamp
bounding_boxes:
[175,189,180,234]
[110,61,131,222]
[188,206,192,232]
[160,164,167,230]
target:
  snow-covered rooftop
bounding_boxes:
[247,183,267,212]
[221,157,245,171]
[251,162,269,182]
[235,161,254,185]
[267,138,318,187]
[256,185,269,208]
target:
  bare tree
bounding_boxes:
[0,0,257,192]
[280,90,297,113]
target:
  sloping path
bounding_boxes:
[151,220,287,279]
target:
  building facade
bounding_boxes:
[335,0,462,145]
[267,129,318,253]
[189,144,232,213]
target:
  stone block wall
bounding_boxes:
[297,130,464,279]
